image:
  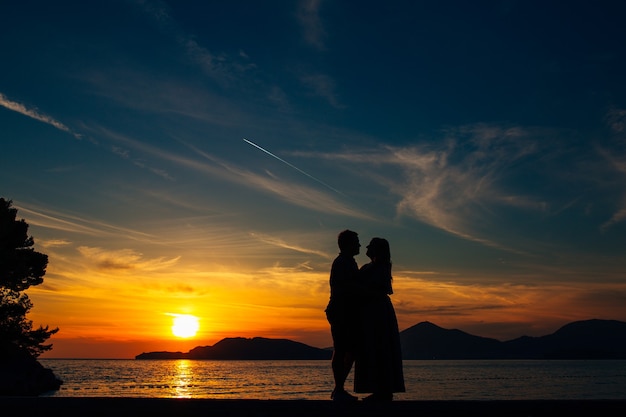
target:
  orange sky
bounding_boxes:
[18,199,626,360]
[28,236,625,359]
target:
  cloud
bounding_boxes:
[294,124,548,248]
[300,73,344,109]
[389,275,625,340]
[606,108,626,134]
[83,68,248,127]
[181,139,370,218]
[112,146,130,159]
[388,143,522,248]
[16,203,157,243]
[135,0,255,87]
[184,40,257,85]
[77,246,180,272]
[298,0,327,50]
[602,200,626,230]
[134,0,171,25]
[599,112,626,229]
[112,144,173,180]
[0,92,81,139]
[267,86,292,113]
[232,165,369,219]
[93,126,370,219]
[0,87,176,182]
[132,159,175,181]
[250,232,332,259]
[38,239,72,248]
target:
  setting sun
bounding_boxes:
[171,314,200,338]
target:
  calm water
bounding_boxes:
[40,359,626,400]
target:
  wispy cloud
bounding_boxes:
[600,108,626,229]
[16,203,157,243]
[178,139,368,218]
[192,42,257,85]
[38,239,72,248]
[97,127,369,219]
[0,92,81,139]
[92,2,334,131]
[600,149,626,229]
[298,0,327,50]
[250,232,332,259]
[300,73,344,109]
[219,159,370,219]
[77,246,180,271]
[83,125,179,181]
[295,0,341,110]
[603,205,626,230]
[267,86,292,113]
[606,108,626,134]
[132,159,175,181]
[387,141,536,249]
[135,0,255,87]
[133,0,171,25]
[244,138,344,195]
[83,68,248,127]
[296,124,547,249]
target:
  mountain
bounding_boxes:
[136,337,332,360]
[400,321,506,359]
[136,319,626,360]
[401,319,626,359]
[504,319,626,359]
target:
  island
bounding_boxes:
[136,337,332,360]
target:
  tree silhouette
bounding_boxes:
[0,198,58,357]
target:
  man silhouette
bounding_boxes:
[325,229,360,401]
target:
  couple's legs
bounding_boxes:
[328,314,358,401]
[331,348,353,392]
[331,349,358,401]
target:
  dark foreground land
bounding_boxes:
[2,398,625,417]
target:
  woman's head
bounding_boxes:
[366,237,391,264]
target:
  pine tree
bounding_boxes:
[0,198,58,357]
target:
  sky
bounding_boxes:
[1,0,626,359]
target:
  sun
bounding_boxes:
[171,314,200,338]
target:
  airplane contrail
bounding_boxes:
[243,138,344,195]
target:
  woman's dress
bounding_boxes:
[354,262,405,394]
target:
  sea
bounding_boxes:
[40,359,626,400]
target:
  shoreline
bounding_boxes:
[2,398,625,417]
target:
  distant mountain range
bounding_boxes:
[401,319,626,359]
[135,319,626,360]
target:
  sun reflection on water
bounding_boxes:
[171,360,194,398]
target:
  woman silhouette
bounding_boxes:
[354,237,405,402]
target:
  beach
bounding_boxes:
[2,398,625,417]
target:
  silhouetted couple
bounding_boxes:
[325,230,405,403]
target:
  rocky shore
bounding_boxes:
[0,342,62,396]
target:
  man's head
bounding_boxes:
[337,229,360,256]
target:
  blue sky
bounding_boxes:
[2,0,626,357]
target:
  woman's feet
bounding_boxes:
[331,388,359,402]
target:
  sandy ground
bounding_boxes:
[1,398,626,417]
